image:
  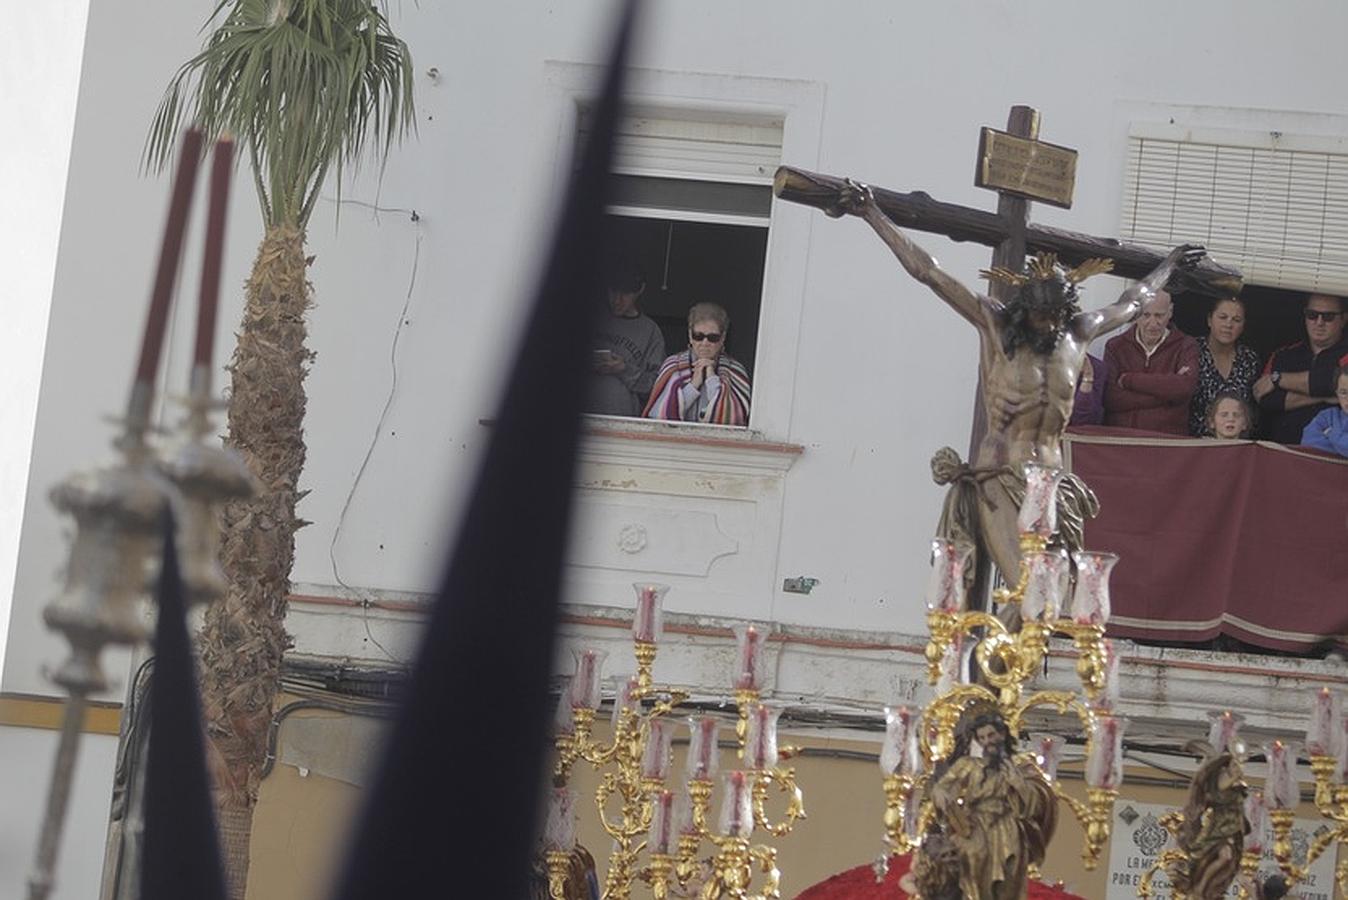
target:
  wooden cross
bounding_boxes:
[773,104,1242,450]
[773,105,1240,296]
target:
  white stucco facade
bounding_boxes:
[4,3,1348,897]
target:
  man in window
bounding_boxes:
[1102,290,1200,435]
[585,259,665,417]
[1253,293,1348,444]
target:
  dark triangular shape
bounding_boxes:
[329,3,639,898]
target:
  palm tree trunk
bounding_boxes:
[200,224,311,900]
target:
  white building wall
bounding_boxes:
[5,1,1348,892]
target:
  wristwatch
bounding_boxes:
[1270,370,1282,387]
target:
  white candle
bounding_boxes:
[641,717,675,781]
[1086,714,1126,790]
[553,679,576,736]
[1094,639,1120,711]
[648,790,677,856]
[686,716,721,781]
[632,582,668,643]
[733,624,766,691]
[1336,717,1348,784]
[1243,790,1269,855]
[717,770,754,839]
[1070,551,1119,626]
[1263,741,1300,810]
[1305,688,1341,757]
[1206,710,1244,757]
[744,704,781,770]
[880,706,917,775]
[674,783,698,837]
[611,675,641,730]
[569,648,608,710]
[924,539,972,613]
[1035,734,1066,782]
[1017,463,1064,537]
[543,787,577,852]
[1022,550,1068,622]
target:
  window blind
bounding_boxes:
[1120,125,1348,295]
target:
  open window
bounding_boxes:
[1120,122,1348,354]
[581,108,781,426]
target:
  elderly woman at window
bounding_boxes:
[643,302,752,425]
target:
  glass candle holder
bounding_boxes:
[1090,639,1120,711]
[1070,551,1119,626]
[1336,717,1348,783]
[1022,549,1068,621]
[611,674,641,730]
[632,582,669,644]
[1017,463,1065,537]
[674,783,699,837]
[1243,789,1269,855]
[648,790,677,856]
[880,706,921,776]
[543,786,577,852]
[733,623,767,692]
[925,539,972,612]
[553,678,576,736]
[687,716,721,781]
[1305,687,1342,757]
[745,703,782,770]
[935,631,973,696]
[716,770,754,839]
[1206,710,1245,758]
[1086,714,1127,790]
[641,717,675,781]
[569,648,608,710]
[1262,741,1300,810]
[1034,734,1066,782]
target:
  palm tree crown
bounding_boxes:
[148,0,415,228]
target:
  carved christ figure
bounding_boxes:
[831,182,1205,592]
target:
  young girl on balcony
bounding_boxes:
[1204,391,1254,440]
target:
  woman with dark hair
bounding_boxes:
[1190,296,1260,436]
[643,302,752,425]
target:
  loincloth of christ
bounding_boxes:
[929,446,1099,569]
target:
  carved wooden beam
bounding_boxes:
[774,165,1243,298]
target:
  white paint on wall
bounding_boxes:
[0,0,91,691]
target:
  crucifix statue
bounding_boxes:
[773,106,1239,614]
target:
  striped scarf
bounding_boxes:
[642,351,752,426]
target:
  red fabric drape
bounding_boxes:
[1066,427,1348,652]
[794,854,1085,900]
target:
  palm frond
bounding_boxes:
[147,0,416,229]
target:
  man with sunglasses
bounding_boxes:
[1254,293,1348,443]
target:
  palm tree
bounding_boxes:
[147,1,414,894]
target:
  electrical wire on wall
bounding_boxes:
[321,195,422,667]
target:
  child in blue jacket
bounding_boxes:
[1301,366,1348,457]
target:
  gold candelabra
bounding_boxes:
[1264,690,1348,897]
[877,463,1127,884]
[545,587,805,900]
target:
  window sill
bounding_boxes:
[479,414,804,472]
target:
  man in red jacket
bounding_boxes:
[1103,290,1199,434]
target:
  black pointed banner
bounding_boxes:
[329,3,638,898]
[141,516,227,900]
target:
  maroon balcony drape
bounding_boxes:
[1065,427,1348,652]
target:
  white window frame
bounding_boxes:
[543,62,826,440]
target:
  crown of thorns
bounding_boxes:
[979,252,1113,288]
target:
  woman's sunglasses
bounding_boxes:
[690,331,723,343]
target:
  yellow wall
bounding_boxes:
[245,710,1345,899]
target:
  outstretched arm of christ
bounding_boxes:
[1078,243,1207,340]
[832,182,990,328]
